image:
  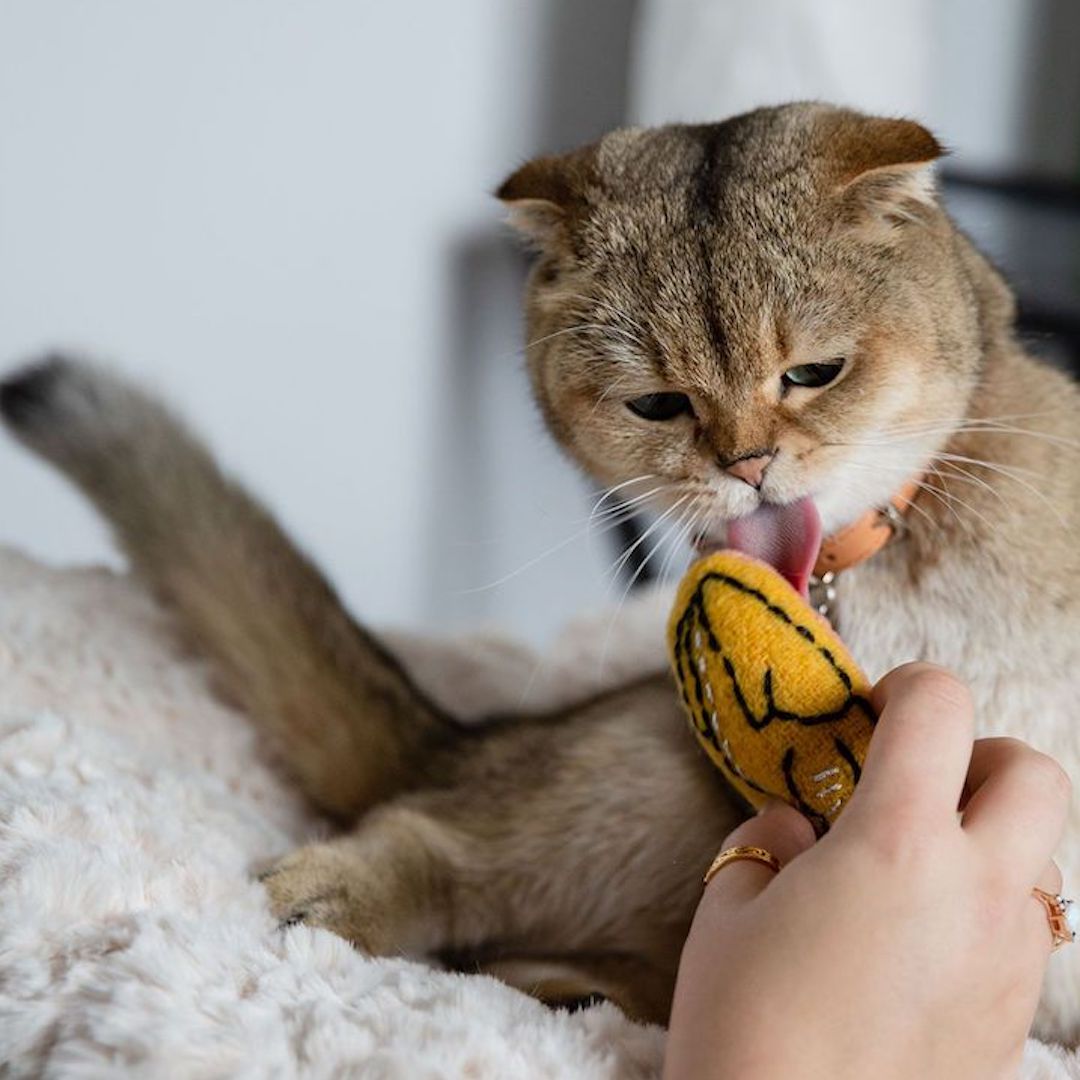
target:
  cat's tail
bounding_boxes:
[0,355,456,820]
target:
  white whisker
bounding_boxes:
[836,461,942,533]
[459,531,589,594]
[597,495,695,679]
[461,490,667,595]
[501,321,645,363]
[585,486,676,563]
[920,469,998,534]
[848,420,1079,456]
[585,481,667,526]
[608,495,691,584]
[934,453,1067,528]
[588,374,640,420]
[582,472,658,503]
[658,496,706,584]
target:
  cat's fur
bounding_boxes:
[2,102,1078,1040]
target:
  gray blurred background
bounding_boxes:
[1,0,1078,644]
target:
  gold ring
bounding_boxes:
[1032,888,1078,950]
[703,845,782,886]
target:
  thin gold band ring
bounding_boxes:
[703,845,783,887]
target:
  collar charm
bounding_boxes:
[809,569,838,623]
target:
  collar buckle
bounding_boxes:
[878,500,910,544]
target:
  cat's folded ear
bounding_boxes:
[495,146,597,251]
[819,112,946,232]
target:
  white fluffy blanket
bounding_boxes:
[0,546,1076,1077]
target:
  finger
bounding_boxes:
[850,663,974,826]
[962,738,1069,810]
[962,739,1070,880]
[701,801,816,908]
[1035,860,1064,897]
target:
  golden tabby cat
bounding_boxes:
[3,102,1078,1040]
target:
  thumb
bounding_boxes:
[702,801,817,908]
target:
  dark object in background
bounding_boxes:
[943,173,1080,373]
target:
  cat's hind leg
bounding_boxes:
[259,789,701,1025]
[475,955,675,1024]
[260,804,463,958]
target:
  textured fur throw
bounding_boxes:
[0,547,1074,1077]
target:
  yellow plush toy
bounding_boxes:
[668,550,875,834]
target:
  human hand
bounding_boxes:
[664,663,1071,1080]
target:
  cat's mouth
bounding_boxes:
[696,497,822,599]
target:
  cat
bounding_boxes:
[2,101,1078,1041]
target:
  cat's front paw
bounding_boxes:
[259,823,446,959]
[259,844,371,947]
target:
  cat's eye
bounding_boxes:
[626,392,694,421]
[781,360,845,392]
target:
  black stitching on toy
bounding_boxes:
[715,737,770,796]
[782,747,828,835]
[671,571,874,732]
[720,654,767,729]
[833,736,862,783]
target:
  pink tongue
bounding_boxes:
[725,497,823,599]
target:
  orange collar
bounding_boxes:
[813,478,922,578]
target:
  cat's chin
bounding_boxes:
[813,482,902,537]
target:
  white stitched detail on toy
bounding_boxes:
[723,744,748,781]
[812,767,840,781]
[720,738,746,779]
[703,683,714,703]
[816,782,843,797]
[697,657,707,674]
[825,798,843,817]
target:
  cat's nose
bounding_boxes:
[722,451,774,489]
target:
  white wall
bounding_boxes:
[632,0,934,130]
[0,1,624,643]
[631,0,1080,178]
[3,2,1074,648]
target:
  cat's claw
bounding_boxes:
[259,846,371,946]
